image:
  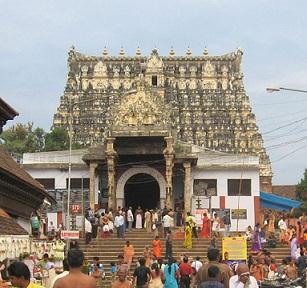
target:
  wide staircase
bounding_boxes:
[79,229,291,287]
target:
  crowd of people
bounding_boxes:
[83,206,234,248]
[1,207,306,288]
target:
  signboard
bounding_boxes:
[71,204,81,214]
[222,237,247,260]
[195,209,208,226]
[211,208,230,219]
[61,230,80,239]
[231,209,247,220]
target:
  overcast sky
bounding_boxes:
[1,0,307,185]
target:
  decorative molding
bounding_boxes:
[116,166,166,201]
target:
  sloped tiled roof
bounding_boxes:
[0,209,28,235]
[272,185,296,199]
[0,145,52,200]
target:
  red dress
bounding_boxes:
[201,216,210,237]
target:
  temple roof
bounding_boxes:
[52,47,272,177]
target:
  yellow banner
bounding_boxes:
[222,237,247,260]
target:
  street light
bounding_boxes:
[266,86,307,93]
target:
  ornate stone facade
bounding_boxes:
[53,47,272,183]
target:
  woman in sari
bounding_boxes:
[251,223,261,253]
[183,222,192,249]
[152,236,162,259]
[200,213,210,237]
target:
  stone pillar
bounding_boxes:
[183,161,192,213]
[89,162,98,210]
[106,137,117,210]
[164,136,174,209]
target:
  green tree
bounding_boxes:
[44,128,70,151]
[296,169,307,201]
[0,122,45,157]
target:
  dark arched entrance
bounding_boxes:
[124,173,160,210]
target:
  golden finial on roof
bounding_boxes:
[119,46,125,57]
[102,46,109,57]
[135,47,142,56]
[169,47,176,57]
[203,47,209,56]
[186,47,192,56]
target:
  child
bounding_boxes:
[110,262,116,282]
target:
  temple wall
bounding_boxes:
[191,168,259,231]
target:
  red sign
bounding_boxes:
[71,204,81,214]
[61,230,80,239]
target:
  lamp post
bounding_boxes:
[266,86,307,93]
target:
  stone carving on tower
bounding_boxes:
[53,46,273,189]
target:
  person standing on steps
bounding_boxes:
[165,230,173,259]
[85,217,92,245]
[201,213,210,238]
[162,212,172,238]
[132,258,151,288]
[135,206,143,229]
[152,236,162,259]
[127,207,134,232]
[144,209,152,232]
[123,241,135,270]
[186,212,198,238]
[115,211,125,239]
[183,221,192,249]
[223,210,231,237]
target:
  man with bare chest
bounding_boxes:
[54,249,97,288]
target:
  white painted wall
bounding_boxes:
[191,168,259,231]
[26,168,90,189]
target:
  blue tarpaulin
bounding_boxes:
[260,191,302,211]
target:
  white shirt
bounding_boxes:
[191,260,202,272]
[127,209,134,222]
[229,275,259,288]
[85,218,92,233]
[278,219,287,230]
[163,214,172,227]
[114,215,125,227]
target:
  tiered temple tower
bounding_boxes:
[53,47,272,193]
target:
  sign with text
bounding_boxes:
[71,204,81,214]
[61,230,80,239]
[195,209,208,226]
[222,237,247,260]
[231,209,247,219]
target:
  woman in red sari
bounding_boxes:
[201,213,210,237]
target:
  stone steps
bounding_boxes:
[79,230,291,287]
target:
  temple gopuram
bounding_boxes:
[24,47,272,229]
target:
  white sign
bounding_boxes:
[61,230,80,239]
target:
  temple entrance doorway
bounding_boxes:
[124,173,160,210]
